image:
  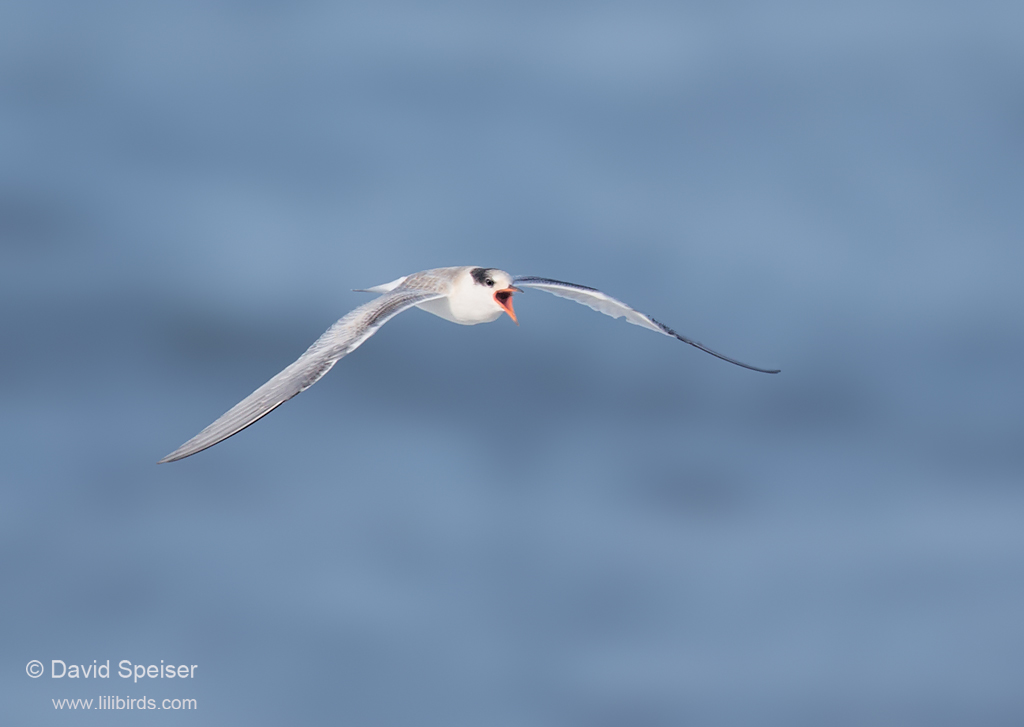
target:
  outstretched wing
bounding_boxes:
[159,289,444,463]
[513,276,779,374]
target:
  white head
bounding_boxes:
[454,267,521,324]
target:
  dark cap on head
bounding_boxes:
[470,267,496,286]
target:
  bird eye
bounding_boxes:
[485,278,494,287]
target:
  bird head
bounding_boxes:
[469,267,521,324]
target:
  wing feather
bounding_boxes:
[159,289,443,462]
[513,276,779,374]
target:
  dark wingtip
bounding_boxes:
[648,316,779,374]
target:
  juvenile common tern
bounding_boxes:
[159,266,778,462]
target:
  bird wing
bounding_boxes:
[159,288,445,462]
[513,276,779,374]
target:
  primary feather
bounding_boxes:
[513,276,780,374]
[159,288,443,463]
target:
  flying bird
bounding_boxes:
[159,266,778,462]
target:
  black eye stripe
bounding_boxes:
[470,267,498,287]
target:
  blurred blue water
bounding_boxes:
[2,1,1023,725]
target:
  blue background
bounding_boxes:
[2,1,1022,724]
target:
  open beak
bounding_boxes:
[493,286,522,325]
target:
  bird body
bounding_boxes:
[414,266,517,325]
[159,265,777,463]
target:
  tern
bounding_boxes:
[159,266,778,462]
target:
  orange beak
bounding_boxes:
[494,286,521,325]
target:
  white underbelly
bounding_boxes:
[416,297,501,325]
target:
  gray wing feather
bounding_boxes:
[513,276,779,374]
[159,289,444,463]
